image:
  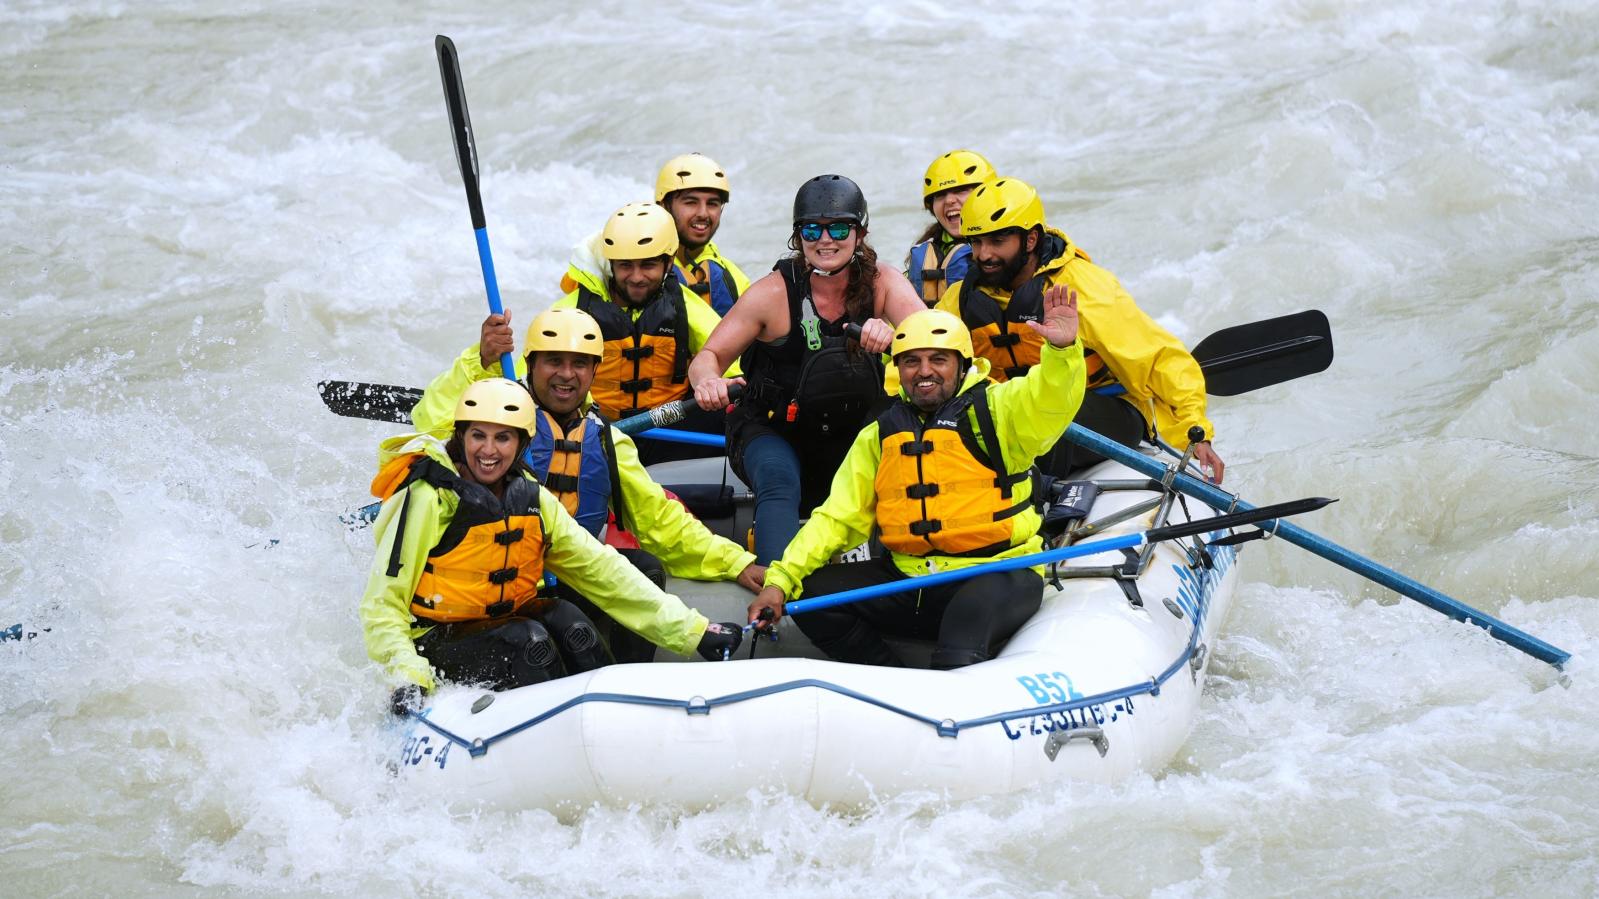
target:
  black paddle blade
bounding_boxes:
[318,380,423,425]
[1192,309,1333,396]
[435,35,486,229]
[1146,496,1336,543]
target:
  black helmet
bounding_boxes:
[793,174,869,229]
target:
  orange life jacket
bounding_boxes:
[372,454,548,624]
[955,238,1110,387]
[577,283,691,419]
[874,382,1033,557]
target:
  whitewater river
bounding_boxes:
[4,1,1597,895]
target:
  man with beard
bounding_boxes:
[936,176,1225,483]
[654,152,750,316]
[407,306,763,664]
[744,300,1085,669]
[555,201,733,464]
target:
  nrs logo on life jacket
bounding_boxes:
[874,383,1033,556]
[578,285,691,419]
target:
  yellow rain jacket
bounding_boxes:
[937,227,1213,448]
[765,340,1086,599]
[411,346,757,583]
[359,432,712,690]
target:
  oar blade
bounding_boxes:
[1193,309,1333,396]
[434,34,485,229]
[318,380,422,425]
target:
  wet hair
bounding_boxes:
[786,225,879,325]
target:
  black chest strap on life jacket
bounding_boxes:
[383,458,539,579]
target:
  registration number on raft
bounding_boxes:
[399,733,451,771]
[1002,672,1134,740]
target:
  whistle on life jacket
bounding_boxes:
[785,400,798,422]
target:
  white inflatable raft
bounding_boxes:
[394,449,1240,810]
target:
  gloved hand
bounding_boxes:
[389,683,427,718]
[696,621,744,662]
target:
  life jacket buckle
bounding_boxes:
[488,567,519,585]
[621,346,655,361]
[899,440,934,456]
[802,317,823,351]
[619,377,653,392]
[906,483,941,499]
[485,599,515,617]
[909,520,943,536]
[990,332,1022,348]
[552,439,583,453]
[494,528,524,545]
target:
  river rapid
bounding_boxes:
[3,1,1597,896]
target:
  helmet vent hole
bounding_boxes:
[989,208,1007,222]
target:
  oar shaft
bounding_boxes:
[1063,425,1570,668]
[784,532,1147,616]
[471,229,517,377]
[635,428,726,447]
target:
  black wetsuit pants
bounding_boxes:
[793,556,1043,669]
[414,598,613,691]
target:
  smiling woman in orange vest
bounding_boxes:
[360,378,743,715]
[405,306,767,664]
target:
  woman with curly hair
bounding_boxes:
[687,175,925,564]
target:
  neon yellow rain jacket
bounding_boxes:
[359,432,711,690]
[937,227,1213,448]
[765,340,1086,599]
[410,346,757,583]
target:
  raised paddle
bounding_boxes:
[780,497,1335,618]
[436,35,516,379]
[1062,425,1570,668]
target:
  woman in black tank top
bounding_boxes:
[684,175,925,563]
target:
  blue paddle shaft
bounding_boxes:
[472,228,518,378]
[1063,425,1570,668]
[784,532,1146,616]
[634,428,726,447]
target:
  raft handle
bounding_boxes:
[1044,726,1109,761]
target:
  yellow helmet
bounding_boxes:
[960,176,1045,237]
[524,307,602,358]
[601,202,680,260]
[922,150,995,204]
[654,153,730,203]
[455,378,536,434]
[890,309,974,361]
